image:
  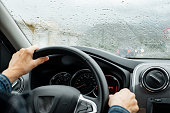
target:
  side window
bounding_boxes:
[0,31,15,72]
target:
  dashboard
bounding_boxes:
[11,46,170,113]
[29,53,130,98]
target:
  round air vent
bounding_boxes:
[141,67,169,92]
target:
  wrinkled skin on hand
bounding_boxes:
[2,46,49,83]
[108,88,139,113]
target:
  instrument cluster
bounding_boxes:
[49,69,121,97]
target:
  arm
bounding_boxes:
[0,46,49,93]
[0,73,12,93]
[108,106,130,113]
[108,88,139,113]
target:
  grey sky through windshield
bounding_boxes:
[2,0,170,58]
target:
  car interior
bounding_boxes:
[1,0,170,113]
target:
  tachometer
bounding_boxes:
[49,72,71,85]
[71,69,97,95]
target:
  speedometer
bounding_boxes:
[71,69,97,95]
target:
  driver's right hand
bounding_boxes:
[108,88,139,113]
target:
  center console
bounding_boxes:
[147,98,170,113]
[131,63,170,113]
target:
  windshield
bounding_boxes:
[1,0,170,58]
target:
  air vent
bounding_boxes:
[141,67,169,92]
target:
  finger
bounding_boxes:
[109,94,115,98]
[121,88,130,92]
[19,48,25,52]
[28,45,39,53]
[18,48,26,56]
[32,56,49,67]
[13,49,24,57]
[132,105,139,113]
[15,48,25,55]
[136,105,139,112]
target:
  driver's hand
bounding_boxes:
[108,88,139,113]
[2,46,49,83]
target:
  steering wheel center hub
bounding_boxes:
[32,85,80,113]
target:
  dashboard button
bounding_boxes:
[154,98,162,102]
[77,100,88,111]
[87,104,93,112]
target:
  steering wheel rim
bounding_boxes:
[31,46,109,113]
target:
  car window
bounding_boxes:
[1,0,170,58]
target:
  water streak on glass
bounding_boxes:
[1,0,170,58]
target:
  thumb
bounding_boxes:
[33,56,49,67]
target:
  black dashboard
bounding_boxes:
[30,53,130,98]
[11,46,170,113]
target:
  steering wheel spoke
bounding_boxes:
[74,94,97,113]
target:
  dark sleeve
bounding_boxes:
[108,105,130,113]
[0,73,12,93]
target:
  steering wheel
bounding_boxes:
[31,46,109,113]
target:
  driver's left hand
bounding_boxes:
[2,46,49,83]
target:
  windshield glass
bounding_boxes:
[1,0,170,58]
